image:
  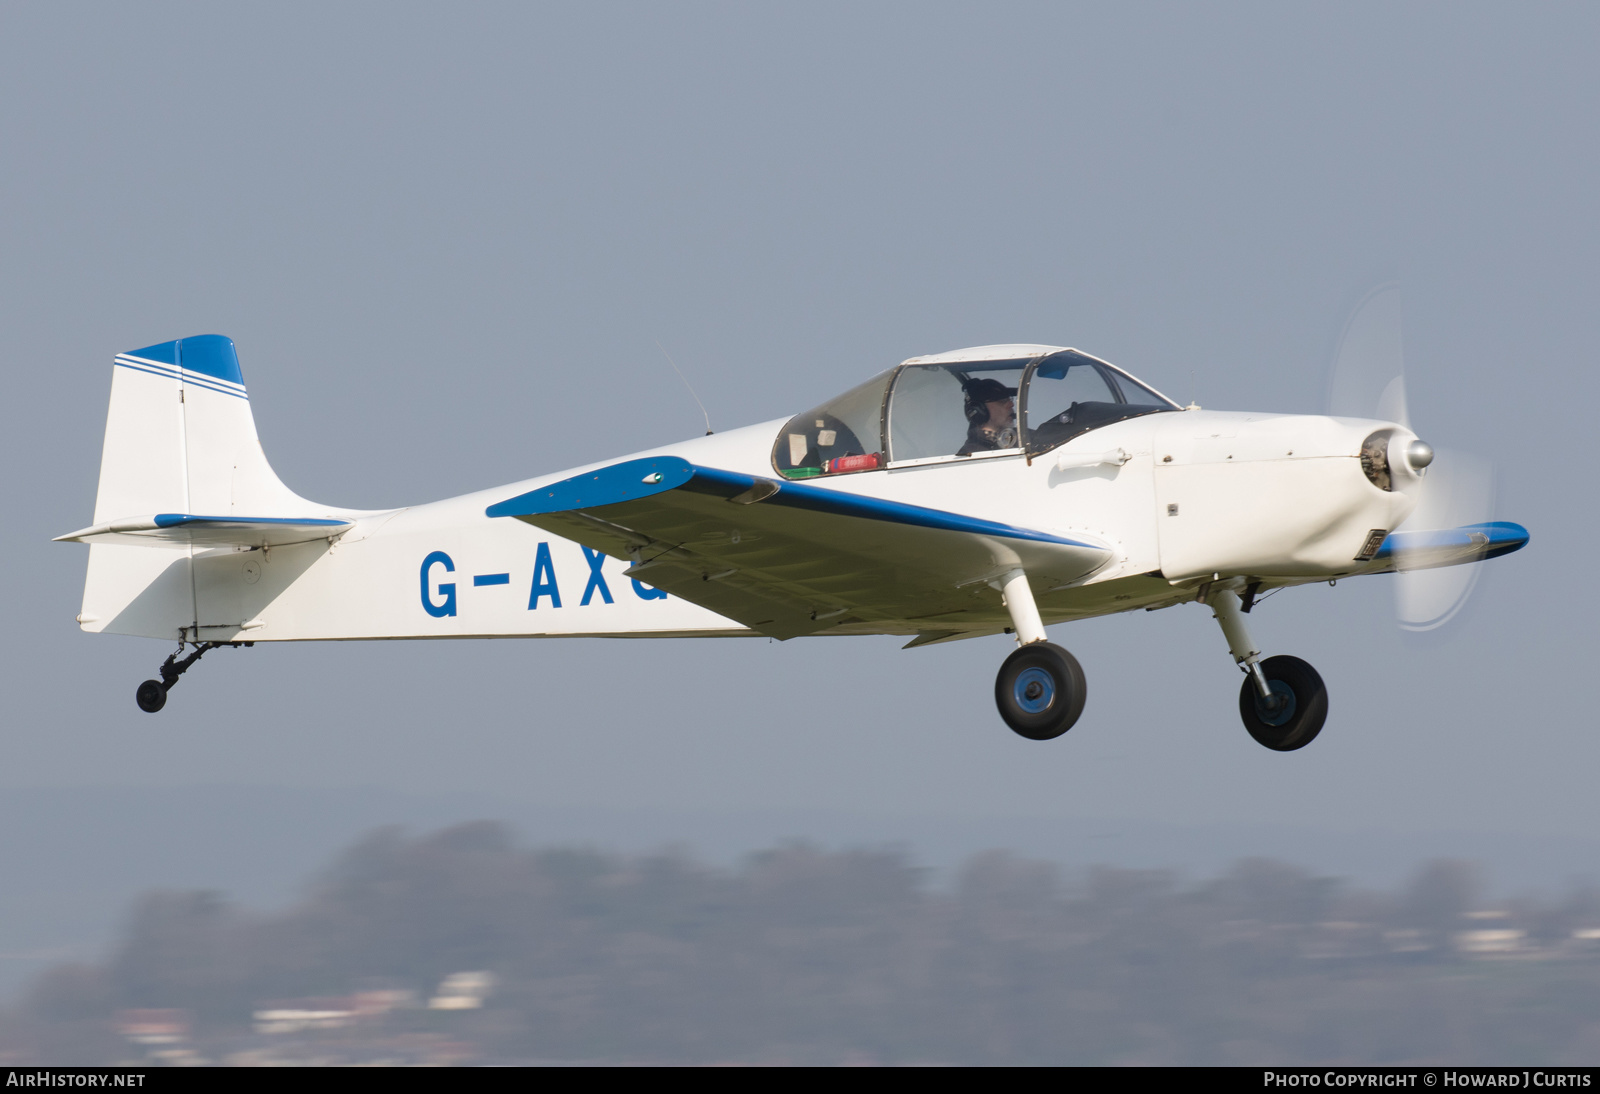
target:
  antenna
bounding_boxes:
[656,340,713,435]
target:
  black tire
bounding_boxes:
[136,679,167,714]
[1238,655,1327,751]
[995,642,1086,741]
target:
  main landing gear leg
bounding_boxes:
[1206,586,1327,751]
[135,637,250,714]
[991,568,1086,741]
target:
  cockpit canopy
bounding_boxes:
[772,346,1179,479]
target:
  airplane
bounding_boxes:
[56,324,1528,751]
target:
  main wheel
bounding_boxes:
[135,679,167,714]
[995,642,1086,741]
[1238,655,1327,751]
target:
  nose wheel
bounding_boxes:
[995,642,1087,740]
[1236,654,1327,751]
[1206,584,1329,751]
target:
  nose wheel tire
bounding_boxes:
[135,679,168,714]
[995,642,1086,741]
[1238,655,1327,751]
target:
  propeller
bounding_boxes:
[1327,284,1496,632]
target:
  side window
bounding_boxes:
[888,362,1027,463]
[887,366,968,462]
[772,371,890,479]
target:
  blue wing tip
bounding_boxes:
[1477,520,1529,559]
[1374,521,1529,563]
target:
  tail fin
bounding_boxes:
[92,335,310,522]
[66,336,343,639]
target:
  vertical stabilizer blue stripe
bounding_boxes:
[120,335,245,388]
[175,335,245,386]
[127,340,179,366]
[176,372,250,400]
[115,360,183,383]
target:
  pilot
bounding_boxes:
[958,377,1019,455]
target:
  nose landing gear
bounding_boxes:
[135,638,251,713]
[1207,584,1327,750]
[1236,654,1327,751]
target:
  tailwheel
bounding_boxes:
[132,639,251,714]
[135,679,167,713]
[995,642,1086,741]
[1238,654,1327,751]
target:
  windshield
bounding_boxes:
[1022,351,1178,455]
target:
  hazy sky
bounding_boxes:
[4,4,1595,855]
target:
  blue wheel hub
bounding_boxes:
[1014,666,1056,714]
[1254,680,1297,727]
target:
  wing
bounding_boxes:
[54,513,353,547]
[486,456,1113,640]
[1365,521,1529,573]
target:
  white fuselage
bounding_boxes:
[79,407,1418,645]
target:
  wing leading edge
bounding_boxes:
[486,457,1113,640]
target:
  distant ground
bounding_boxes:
[0,783,1593,1000]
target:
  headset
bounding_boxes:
[962,377,1014,425]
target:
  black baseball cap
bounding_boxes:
[963,377,1017,402]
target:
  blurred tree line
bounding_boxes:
[6,823,1600,1064]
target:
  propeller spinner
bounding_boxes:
[1328,284,1495,631]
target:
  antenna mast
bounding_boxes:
[656,341,713,435]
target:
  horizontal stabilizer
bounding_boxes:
[1370,521,1529,572]
[55,513,353,548]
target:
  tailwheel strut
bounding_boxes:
[135,637,252,714]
